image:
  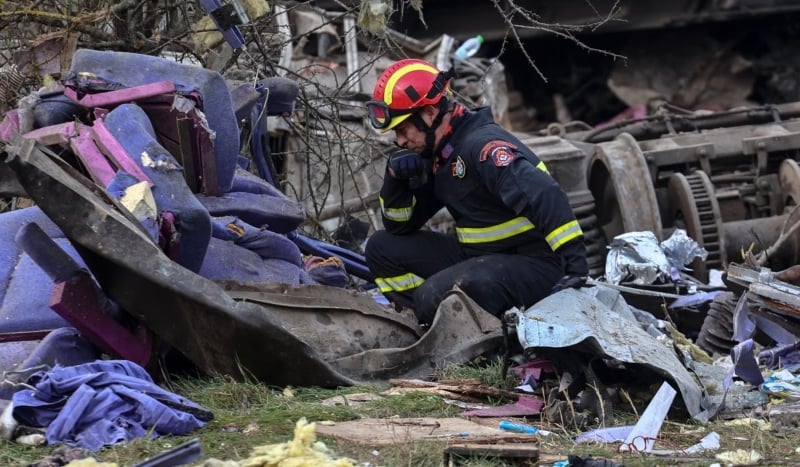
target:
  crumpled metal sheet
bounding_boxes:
[329,287,503,381]
[660,228,708,271]
[605,231,672,285]
[5,137,354,387]
[509,286,706,419]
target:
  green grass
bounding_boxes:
[2,359,799,466]
[434,356,520,389]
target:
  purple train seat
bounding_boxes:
[199,238,310,286]
[103,103,211,272]
[199,216,310,285]
[196,191,305,234]
[208,167,306,232]
[0,208,76,336]
[68,48,240,195]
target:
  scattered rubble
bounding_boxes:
[2,2,800,465]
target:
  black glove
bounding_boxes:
[551,274,587,294]
[387,149,424,180]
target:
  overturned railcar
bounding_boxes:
[529,104,800,280]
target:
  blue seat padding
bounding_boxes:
[196,167,306,233]
[0,208,73,333]
[230,167,292,197]
[197,191,305,234]
[0,328,99,400]
[69,48,239,194]
[104,103,211,272]
[210,216,301,266]
[199,237,310,285]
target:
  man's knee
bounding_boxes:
[364,230,392,264]
[414,276,453,325]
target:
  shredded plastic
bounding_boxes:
[357,0,391,34]
[715,449,762,465]
[65,460,118,467]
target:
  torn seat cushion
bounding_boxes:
[0,208,75,334]
[199,237,312,286]
[197,191,305,234]
[104,103,211,272]
[196,167,306,233]
[69,48,239,194]
[210,216,302,266]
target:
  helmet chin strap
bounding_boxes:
[410,98,450,158]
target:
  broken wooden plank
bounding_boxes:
[314,417,533,445]
[388,378,521,399]
[69,125,117,187]
[63,80,177,108]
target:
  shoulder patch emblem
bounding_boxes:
[452,155,466,178]
[441,143,454,159]
[480,140,518,167]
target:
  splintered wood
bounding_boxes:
[383,378,521,403]
[315,417,535,445]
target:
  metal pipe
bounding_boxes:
[723,215,800,269]
[343,15,360,94]
[570,102,800,143]
[275,5,293,77]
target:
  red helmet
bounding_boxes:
[367,59,451,131]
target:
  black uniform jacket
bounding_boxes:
[379,106,588,276]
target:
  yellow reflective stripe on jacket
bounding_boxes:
[546,220,583,250]
[380,196,416,222]
[375,273,425,293]
[456,216,535,244]
[537,160,550,174]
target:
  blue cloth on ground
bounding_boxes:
[12,360,212,451]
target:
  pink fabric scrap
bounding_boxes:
[460,395,544,417]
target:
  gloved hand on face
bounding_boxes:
[387,148,424,180]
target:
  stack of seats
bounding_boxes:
[0,49,350,392]
[66,49,317,284]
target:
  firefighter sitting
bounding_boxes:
[365,58,588,326]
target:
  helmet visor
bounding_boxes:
[366,100,415,130]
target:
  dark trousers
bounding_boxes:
[365,230,564,325]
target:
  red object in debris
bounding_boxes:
[91,118,153,187]
[512,357,557,383]
[50,271,152,366]
[63,80,177,108]
[69,125,117,187]
[460,396,544,417]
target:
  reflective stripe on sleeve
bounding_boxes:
[375,273,425,293]
[545,219,583,251]
[536,160,550,174]
[380,196,416,222]
[456,216,535,244]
